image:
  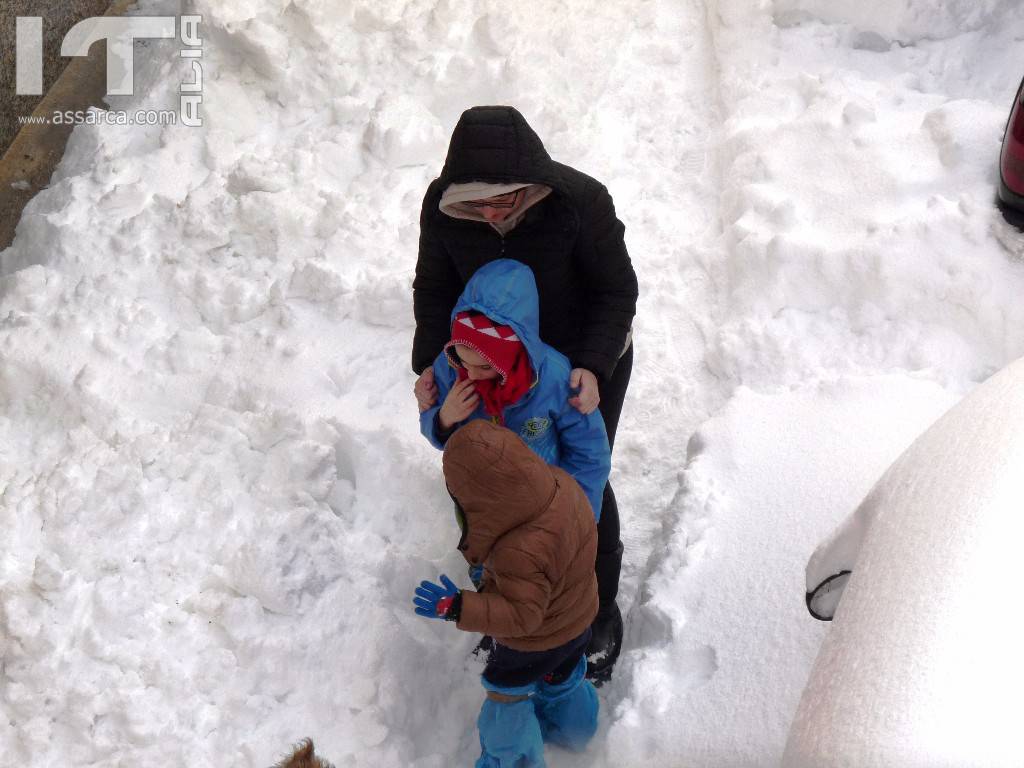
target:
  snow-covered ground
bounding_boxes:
[3,0,1024,765]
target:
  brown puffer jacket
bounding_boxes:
[443,419,599,652]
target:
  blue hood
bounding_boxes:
[423,258,611,521]
[451,259,544,372]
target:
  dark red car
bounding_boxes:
[999,76,1024,220]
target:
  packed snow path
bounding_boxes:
[3,0,1024,766]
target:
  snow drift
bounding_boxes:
[3,0,1024,765]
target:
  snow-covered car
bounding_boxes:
[998,75,1024,218]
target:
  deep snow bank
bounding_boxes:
[0,0,722,764]
[772,0,1021,44]
[3,0,1024,766]
[707,0,1024,392]
[603,376,957,767]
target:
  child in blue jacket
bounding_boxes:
[419,259,611,520]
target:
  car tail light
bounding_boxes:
[1000,78,1024,201]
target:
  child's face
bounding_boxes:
[454,344,501,381]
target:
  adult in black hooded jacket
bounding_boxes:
[411,105,638,681]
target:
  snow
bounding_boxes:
[772,0,1017,44]
[784,358,1024,768]
[601,375,960,766]
[2,0,1024,765]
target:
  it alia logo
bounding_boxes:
[14,15,204,126]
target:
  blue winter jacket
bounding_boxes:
[420,259,611,520]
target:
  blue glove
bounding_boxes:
[413,574,461,620]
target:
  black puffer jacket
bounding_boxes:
[412,106,638,382]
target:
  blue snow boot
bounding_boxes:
[475,679,545,768]
[533,654,599,752]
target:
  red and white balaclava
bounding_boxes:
[443,310,533,423]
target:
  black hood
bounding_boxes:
[438,106,564,190]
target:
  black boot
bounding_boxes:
[586,601,623,686]
[587,541,624,685]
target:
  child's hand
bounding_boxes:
[413,574,461,620]
[439,378,479,430]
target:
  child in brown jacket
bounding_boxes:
[412,419,600,767]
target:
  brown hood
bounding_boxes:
[442,420,557,566]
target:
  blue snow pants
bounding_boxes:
[475,630,599,768]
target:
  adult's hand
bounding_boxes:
[569,368,600,415]
[414,368,438,413]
